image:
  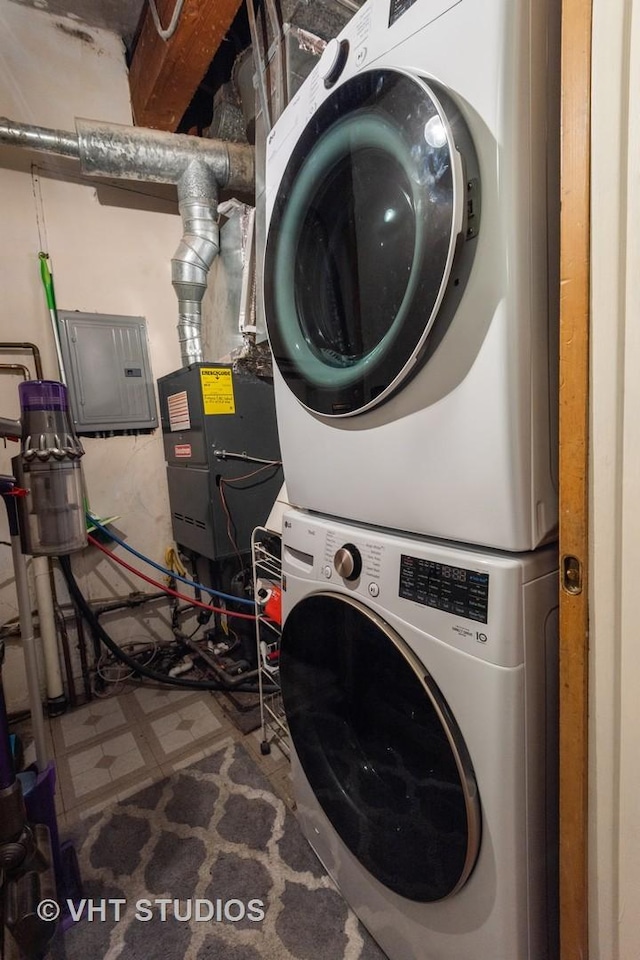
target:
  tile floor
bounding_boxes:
[24,683,292,828]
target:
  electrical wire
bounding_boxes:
[148,0,185,41]
[222,462,283,485]
[59,554,269,693]
[96,638,159,686]
[87,515,255,607]
[218,461,282,562]
[87,534,259,622]
[165,545,187,578]
[219,479,244,569]
[185,621,203,640]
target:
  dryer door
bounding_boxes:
[264,68,480,417]
[279,593,481,902]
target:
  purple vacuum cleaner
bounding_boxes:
[1,381,85,958]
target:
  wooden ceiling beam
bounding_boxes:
[129,0,244,132]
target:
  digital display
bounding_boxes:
[399,555,489,623]
[441,565,467,582]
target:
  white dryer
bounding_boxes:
[279,508,559,960]
[263,0,559,551]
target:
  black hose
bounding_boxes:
[58,555,272,694]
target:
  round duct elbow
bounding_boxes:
[172,199,220,367]
[171,224,220,302]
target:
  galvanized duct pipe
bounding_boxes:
[0,117,255,366]
[0,118,80,158]
[173,162,220,367]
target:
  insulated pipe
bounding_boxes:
[74,119,254,193]
[0,117,254,194]
[0,118,79,158]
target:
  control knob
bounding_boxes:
[334,543,362,581]
[318,37,350,88]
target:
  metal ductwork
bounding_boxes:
[0,117,255,367]
[173,162,220,367]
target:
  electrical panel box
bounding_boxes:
[57,311,158,434]
[157,363,282,561]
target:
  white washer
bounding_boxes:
[263,0,559,551]
[279,508,559,960]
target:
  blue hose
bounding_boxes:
[87,515,256,608]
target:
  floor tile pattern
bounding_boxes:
[45,685,275,821]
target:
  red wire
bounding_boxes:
[86,534,259,622]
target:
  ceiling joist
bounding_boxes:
[129,0,244,131]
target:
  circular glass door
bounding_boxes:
[264,69,480,417]
[280,593,481,902]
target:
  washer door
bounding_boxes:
[280,593,481,902]
[264,68,480,417]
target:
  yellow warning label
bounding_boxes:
[200,366,235,415]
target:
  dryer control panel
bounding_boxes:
[399,555,489,623]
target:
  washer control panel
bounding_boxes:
[334,543,362,581]
[325,529,384,587]
[281,510,557,669]
[399,555,490,624]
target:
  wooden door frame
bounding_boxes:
[559,0,591,956]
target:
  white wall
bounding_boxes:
[0,0,188,709]
[591,0,640,956]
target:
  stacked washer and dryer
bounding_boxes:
[262,1,560,958]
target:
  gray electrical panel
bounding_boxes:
[157,363,282,561]
[57,311,158,434]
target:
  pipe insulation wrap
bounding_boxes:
[74,118,254,193]
[0,117,254,194]
[0,117,80,158]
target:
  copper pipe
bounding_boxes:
[0,342,43,379]
[0,363,30,380]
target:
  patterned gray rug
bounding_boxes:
[51,740,388,960]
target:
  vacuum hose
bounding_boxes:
[58,556,269,693]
